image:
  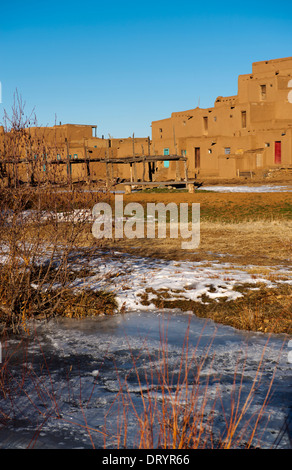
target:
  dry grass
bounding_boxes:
[93,219,292,267]
[55,289,118,318]
[1,189,290,334]
[0,187,110,333]
[91,190,292,266]
[1,164,291,334]
[136,283,292,334]
[88,190,292,334]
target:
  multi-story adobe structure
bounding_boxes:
[151,56,292,180]
[1,56,292,187]
[0,122,151,185]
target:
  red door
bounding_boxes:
[275,141,281,164]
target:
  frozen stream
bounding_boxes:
[0,309,291,449]
[0,251,291,449]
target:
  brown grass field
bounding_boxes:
[97,190,292,264]
[89,189,292,334]
[0,187,291,334]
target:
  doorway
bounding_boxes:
[275,141,281,164]
[163,148,170,168]
[194,147,200,169]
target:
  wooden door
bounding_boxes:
[275,141,281,164]
[195,147,200,168]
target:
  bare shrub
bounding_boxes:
[0,93,112,333]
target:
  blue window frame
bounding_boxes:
[163,148,169,168]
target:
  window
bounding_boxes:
[74,154,78,159]
[224,147,231,155]
[57,154,61,160]
[241,111,247,128]
[92,127,97,137]
[203,116,208,133]
[260,84,266,100]
[181,149,186,156]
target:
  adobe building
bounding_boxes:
[1,56,292,187]
[151,56,292,180]
[0,121,152,186]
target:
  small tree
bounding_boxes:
[0,92,109,333]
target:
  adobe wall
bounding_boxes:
[151,56,292,180]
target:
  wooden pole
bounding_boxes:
[132,133,135,158]
[133,162,137,182]
[84,142,91,184]
[176,161,181,181]
[147,137,151,181]
[184,160,188,183]
[173,124,181,180]
[105,140,110,188]
[148,162,152,182]
[106,162,110,188]
[66,138,72,189]
[142,145,146,181]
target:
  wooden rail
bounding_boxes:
[122,180,202,194]
[0,154,202,191]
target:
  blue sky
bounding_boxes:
[1,1,292,137]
